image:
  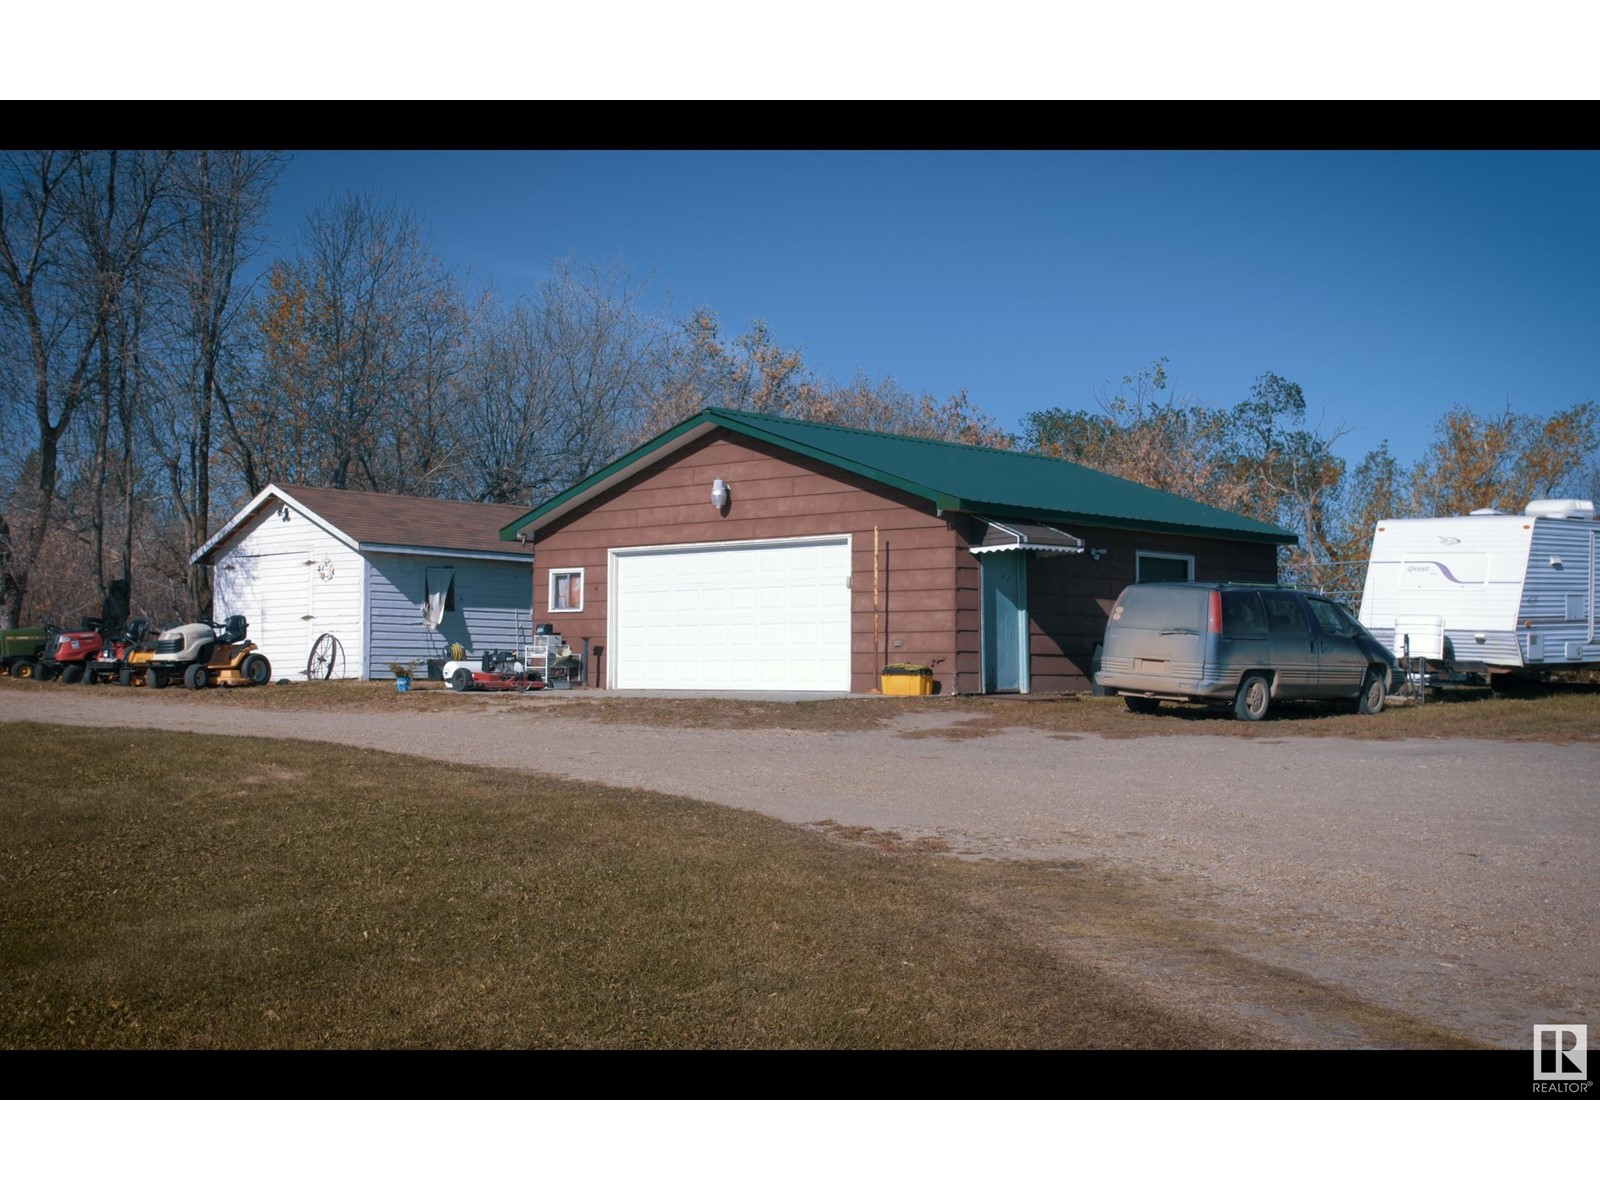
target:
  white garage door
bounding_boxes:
[612,537,852,691]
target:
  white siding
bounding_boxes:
[211,508,364,680]
[1517,520,1599,664]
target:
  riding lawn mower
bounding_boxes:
[137,615,272,690]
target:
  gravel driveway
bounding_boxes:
[4,685,1594,1049]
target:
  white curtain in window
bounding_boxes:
[424,568,453,629]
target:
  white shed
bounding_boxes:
[191,484,536,681]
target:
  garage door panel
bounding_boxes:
[614,538,851,691]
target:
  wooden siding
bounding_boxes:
[211,507,364,681]
[530,431,968,694]
[366,553,532,679]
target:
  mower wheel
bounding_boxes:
[60,664,84,685]
[241,653,271,686]
[118,666,133,687]
[34,662,55,682]
[450,668,473,692]
[147,668,166,690]
[184,662,209,690]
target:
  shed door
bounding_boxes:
[982,552,1028,693]
[612,537,852,691]
[217,549,311,679]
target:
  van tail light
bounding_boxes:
[1208,590,1223,635]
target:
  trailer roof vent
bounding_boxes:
[1468,508,1505,516]
[1524,499,1597,520]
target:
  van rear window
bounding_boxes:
[1115,588,1206,629]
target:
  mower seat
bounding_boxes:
[219,615,248,644]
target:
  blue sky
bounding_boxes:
[266,150,1599,471]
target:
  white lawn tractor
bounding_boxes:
[141,614,272,690]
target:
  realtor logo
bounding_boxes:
[1533,1025,1587,1080]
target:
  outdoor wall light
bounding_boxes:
[1090,548,1108,560]
[278,505,291,522]
[710,478,729,510]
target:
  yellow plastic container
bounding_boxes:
[880,670,933,696]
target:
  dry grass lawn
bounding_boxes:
[2,723,1275,1050]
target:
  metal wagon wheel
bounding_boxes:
[306,633,344,681]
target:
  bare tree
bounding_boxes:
[458,260,668,504]
[140,150,284,617]
[0,150,172,625]
[224,193,468,496]
[71,150,175,629]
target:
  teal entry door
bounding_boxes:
[981,552,1029,693]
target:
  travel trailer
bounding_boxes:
[1357,499,1600,685]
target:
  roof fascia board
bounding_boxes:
[360,543,536,564]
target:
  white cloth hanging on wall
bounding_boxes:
[424,568,454,629]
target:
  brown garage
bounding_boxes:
[500,408,1295,695]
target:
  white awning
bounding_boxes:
[969,520,1085,555]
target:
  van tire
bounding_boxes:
[1123,696,1160,715]
[1357,669,1386,715]
[1234,673,1271,722]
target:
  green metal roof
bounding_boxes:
[500,407,1297,545]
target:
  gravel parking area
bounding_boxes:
[3,685,1594,1049]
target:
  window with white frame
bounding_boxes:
[549,568,584,613]
[1136,551,1194,583]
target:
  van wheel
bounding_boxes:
[1123,696,1160,715]
[1357,669,1386,715]
[1234,673,1270,721]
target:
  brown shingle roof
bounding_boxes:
[277,485,537,557]
[195,484,537,563]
